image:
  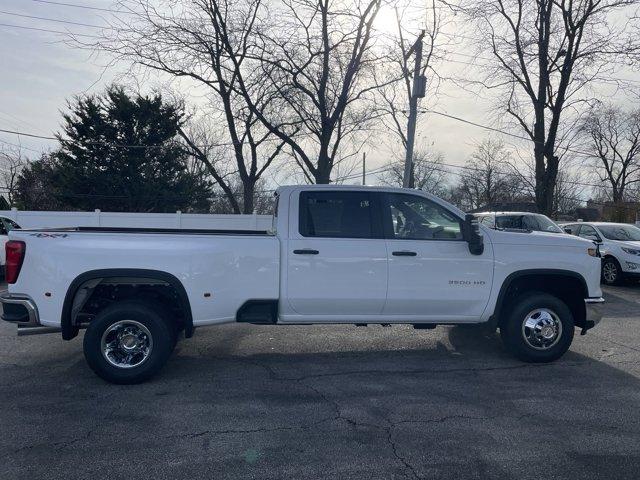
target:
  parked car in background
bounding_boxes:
[474,212,564,234]
[0,216,21,277]
[561,222,640,285]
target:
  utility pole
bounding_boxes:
[362,152,366,185]
[402,30,426,189]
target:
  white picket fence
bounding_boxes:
[0,208,273,231]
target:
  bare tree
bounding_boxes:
[380,150,449,195]
[581,105,640,204]
[448,0,640,214]
[93,0,286,213]
[234,0,388,183]
[451,139,526,211]
[0,145,26,206]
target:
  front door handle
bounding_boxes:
[392,251,417,256]
[293,249,319,255]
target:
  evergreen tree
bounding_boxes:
[17,86,211,212]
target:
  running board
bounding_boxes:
[17,326,62,336]
[17,324,88,336]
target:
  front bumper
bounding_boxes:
[582,297,605,334]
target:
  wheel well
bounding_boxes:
[61,269,193,340]
[494,272,587,329]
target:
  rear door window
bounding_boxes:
[299,191,377,239]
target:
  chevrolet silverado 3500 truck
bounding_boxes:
[1,185,604,384]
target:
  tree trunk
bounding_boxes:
[535,153,559,215]
[612,186,623,204]
[314,151,332,184]
[242,181,255,214]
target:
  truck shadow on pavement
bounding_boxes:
[2,323,640,480]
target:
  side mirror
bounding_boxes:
[462,214,484,255]
[563,227,572,234]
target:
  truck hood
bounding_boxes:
[484,228,594,248]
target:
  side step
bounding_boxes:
[413,324,437,330]
[17,326,62,336]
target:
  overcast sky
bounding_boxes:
[1,0,638,189]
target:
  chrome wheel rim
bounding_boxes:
[521,308,562,350]
[603,261,618,283]
[100,320,153,369]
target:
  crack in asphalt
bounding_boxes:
[386,426,421,480]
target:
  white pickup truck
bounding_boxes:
[1,185,604,384]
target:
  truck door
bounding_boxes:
[284,190,387,317]
[380,192,493,320]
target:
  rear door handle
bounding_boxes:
[392,251,417,256]
[293,249,319,255]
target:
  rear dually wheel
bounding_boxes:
[83,301,176,384]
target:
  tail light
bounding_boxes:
[5,240,25,284]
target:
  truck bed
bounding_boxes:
[9,228,280,328]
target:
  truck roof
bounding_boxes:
[275,184,414,194]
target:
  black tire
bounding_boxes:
[500,292,574,363]
[83,301,176,384]
[601,257,622,286]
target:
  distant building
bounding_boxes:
[600,201,640,223]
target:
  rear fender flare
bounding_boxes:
[61,268,193,340]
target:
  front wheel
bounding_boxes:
[601,257,622,286]
[500,292,574,363]
[83,301,176,384]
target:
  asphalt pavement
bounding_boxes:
[1,284,639,480]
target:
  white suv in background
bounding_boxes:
[561,222,640,285]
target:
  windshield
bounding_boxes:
[598,224,640,241]
[494,214,562,233]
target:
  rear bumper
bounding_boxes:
[0,292,58,335]
[582,297,605,333]
[1,292,39,325]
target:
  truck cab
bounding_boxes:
[1,185,605,384]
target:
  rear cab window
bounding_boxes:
[298,191,379,238]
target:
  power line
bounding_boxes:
[31,0,131,15]
[422,108,595,158]
[0,21,101,38]
[0,9,114,30]
[0,126,316,150]
[0,127,57,141]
